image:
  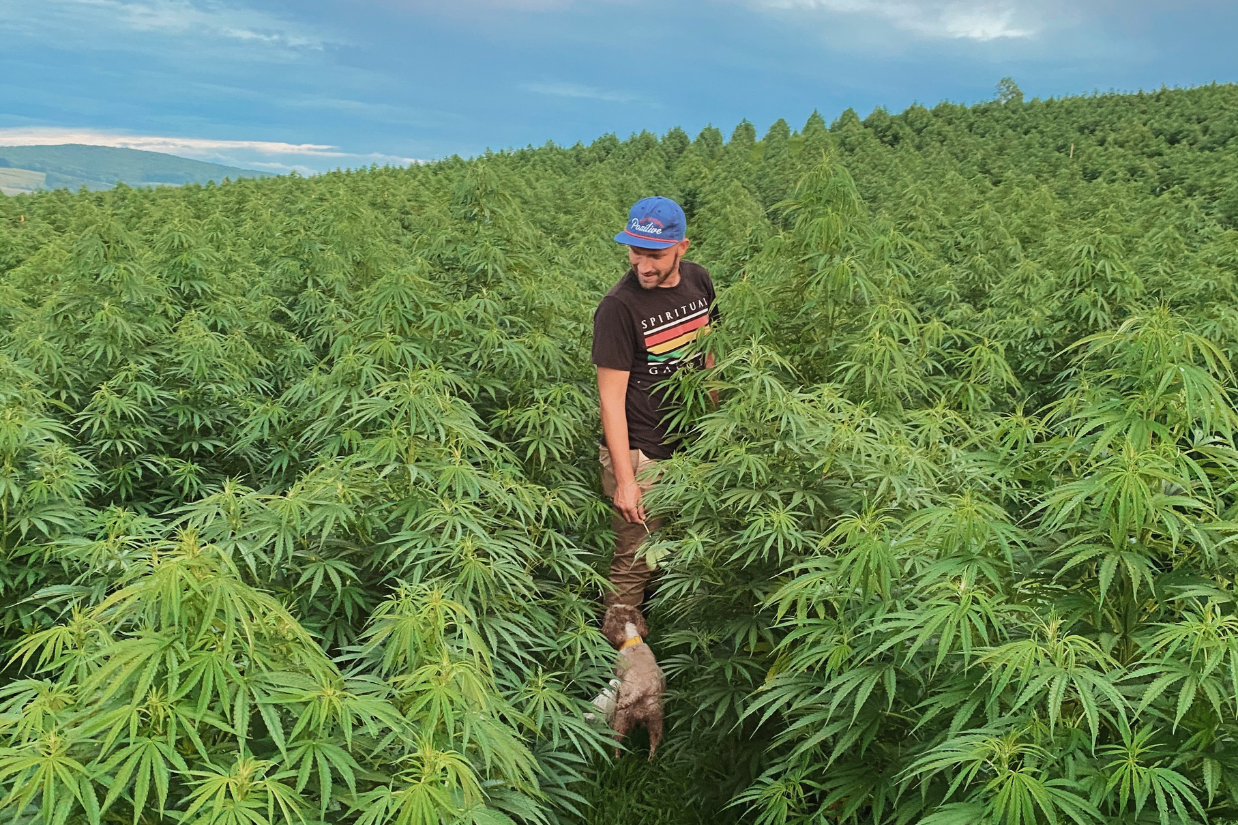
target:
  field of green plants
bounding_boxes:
[3,80,1238,825]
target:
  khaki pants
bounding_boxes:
[599,445,665,608]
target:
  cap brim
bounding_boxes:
[614,230,678,249]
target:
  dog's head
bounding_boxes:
[601,604,648,649]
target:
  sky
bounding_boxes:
[0,0,1235,174]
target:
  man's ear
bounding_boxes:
[679,238,690,254]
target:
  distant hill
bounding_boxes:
[0,144,275,195]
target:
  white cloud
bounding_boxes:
[368,0,579,13]
[752,0,1038,40]
[520,81,638,103]
[0,129,327,158]
[1,0,335,52]
[0,128,420,172]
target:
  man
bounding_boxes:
[592,196,718,609]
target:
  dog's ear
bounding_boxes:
[600,606,623,647]
[634,609,649,639]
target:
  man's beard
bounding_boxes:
[640,251,680,289]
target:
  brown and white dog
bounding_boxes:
[600,604,666,759]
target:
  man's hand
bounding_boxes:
[612,478,646,525]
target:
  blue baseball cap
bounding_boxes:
[614,196,686,249]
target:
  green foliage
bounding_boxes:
[3,82,1238,824]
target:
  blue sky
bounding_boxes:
[1,0,1235,173]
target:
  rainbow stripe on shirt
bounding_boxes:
[644,304,711,364]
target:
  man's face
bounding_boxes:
[628,239,690,289]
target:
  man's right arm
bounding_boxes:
[597,366,645,524]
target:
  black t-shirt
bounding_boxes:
[591,260,719,459]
